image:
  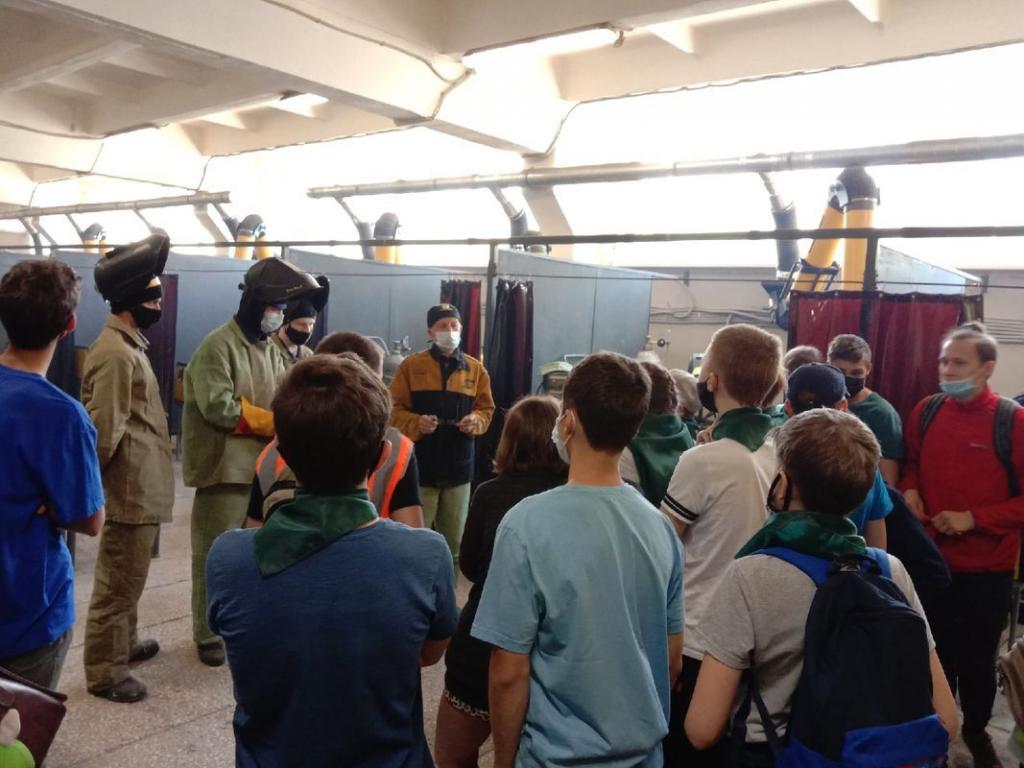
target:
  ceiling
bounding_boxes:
[0,0,1022,205]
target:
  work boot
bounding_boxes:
[129,639,160,664]
[90,675,147,703]
[197,640,225,667]
[963,727,1004,768]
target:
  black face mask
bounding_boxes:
[766,473,792,514]
[285,326,312,348]
[130,305,162,329]
[844,376,866,398]
[697,380,717,415]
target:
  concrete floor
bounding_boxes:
[43,463,1016,767]
[45,465,493,768]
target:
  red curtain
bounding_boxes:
[441,280,482,358]
[789,291,983,422]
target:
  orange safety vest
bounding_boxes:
[254,426,414,519]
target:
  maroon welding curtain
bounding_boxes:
[474,280,534,486]
[441,280,481,358]
[788,290,983,423]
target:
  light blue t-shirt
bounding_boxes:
[849,470,893,535]
[472,484,684,768]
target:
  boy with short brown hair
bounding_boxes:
[660,323,782,767]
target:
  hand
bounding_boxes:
[35,504,48,516]
[904,489,927,522]
[931,510,975,536]
[418,414,439,435]
[458,413,480,436]
[696,426,714,445]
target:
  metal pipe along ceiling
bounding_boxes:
[0,192,231,222]
[307,133,1024,199]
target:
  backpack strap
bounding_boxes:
[918,393,949,443]
[995,398,1020,498]
[864,547,893,579]
[755,547,831,586]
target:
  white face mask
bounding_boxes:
[261,312,284,335]
[551,414,571,465]
[434,330,461,353]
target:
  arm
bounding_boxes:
[389,361,422,440]
[865,518,888,549]
[668,632,684,690]
[420,638,449,667]
[188,342,262,434]
[83,353,133,468]
[489,649,531,768]
[660,450,701,541]
[392,506,425,527]
[879,459,900,487]
[684,654,743,750]
[899,400,925,495]
[469,364,495,435]
[930,649,959,740]
[62,506,105,536]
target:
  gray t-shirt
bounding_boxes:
[695,552,934,742]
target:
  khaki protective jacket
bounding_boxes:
[81,315,174,524]
[182,319,286,489]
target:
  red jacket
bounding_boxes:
[902,387,1024,573]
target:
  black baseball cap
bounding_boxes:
[427,303,461,327]
[786,363,849,413]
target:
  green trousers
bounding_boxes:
[420,483,471,559]
[190,483,249,647]
[83,521,159,691]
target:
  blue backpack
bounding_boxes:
[739,547,950,768]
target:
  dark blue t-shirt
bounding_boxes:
[0,364,104,658]
[207,518,458,768]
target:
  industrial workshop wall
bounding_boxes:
[494,249,654,391]
[287,250,447,353]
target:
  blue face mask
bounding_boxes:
[940,378,977,400]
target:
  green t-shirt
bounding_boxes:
[850,392,905,460]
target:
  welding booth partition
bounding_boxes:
[470,248,655,485]
[788,290,983,422]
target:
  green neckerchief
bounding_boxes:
[628,414,695,506]
[254,488,378,577]
[736,509,866,560]
[764,403,789,428]
[711,407,775,452]
[681,417,702,442]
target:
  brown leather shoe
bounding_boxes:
[963,728,1004,768]
[128,639,160,664]
[197,641,225,667]
[90,675,147,703]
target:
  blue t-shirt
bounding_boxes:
[0,364,104,658]
[849,470,893,535]
[472,484,684,768]
[207,518,458,768]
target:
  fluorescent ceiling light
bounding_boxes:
[463,26,619,66]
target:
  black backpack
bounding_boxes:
[918,393,1020,496]
[737,547,949,768]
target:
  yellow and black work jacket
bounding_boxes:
[390,346,494,487]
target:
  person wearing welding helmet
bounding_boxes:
[81,234,174,703]
[271,280,328,368]
[182,258,328,667]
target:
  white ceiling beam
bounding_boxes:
[556,0,1024,102]
[44,70,114,97]
[647,20,697,54]
[0,37,134,92]
[85,75,287,135]
[24,0,559,153]
[848,0,883,23]
[195,110,251,130]
[102,48,211,85]
[0,161,36,206]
